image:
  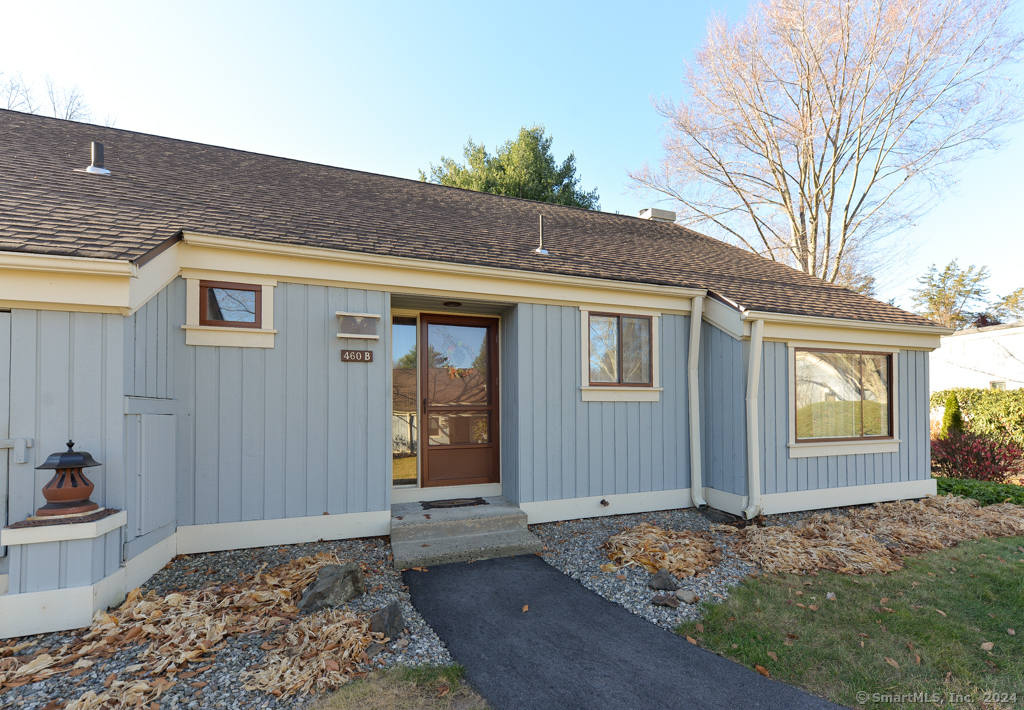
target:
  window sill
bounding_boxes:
[788,439,901,458]
[181,324,277,348]
[580,386,662,402]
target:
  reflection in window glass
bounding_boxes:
[426,324,488,406]
[207,288,256,323]
[589,315,618,383]
[339,315,378,337]
[621,317,651,384]
[428,412,490,446]
[795,351,891,440]
[392,317,418,486]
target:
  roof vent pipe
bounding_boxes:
[534,214,548,254]
[77,142,110,176]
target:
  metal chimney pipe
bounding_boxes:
[91,142,104,169]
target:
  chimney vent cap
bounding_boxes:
[639,207,676,223]
[76,141,110,176]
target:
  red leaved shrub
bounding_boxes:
[931,430,1024,483]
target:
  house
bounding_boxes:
[930,320,1024,392]
[0,110,950,638]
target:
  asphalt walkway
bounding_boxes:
[403,554,842,710]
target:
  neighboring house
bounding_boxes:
[930,321,1024,393]
[0,111,950,638]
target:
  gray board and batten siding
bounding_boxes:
[504,303,692,505]
[2,309,125,591]
[756,342,931,495]
[139,278,393,529]
[698,321,748,497]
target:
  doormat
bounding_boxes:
[421,497,488,510]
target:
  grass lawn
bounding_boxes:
[309,665,489,710]
[677,537,1024,709]
[393,456,418,482]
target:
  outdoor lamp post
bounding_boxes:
[34,440,101,517]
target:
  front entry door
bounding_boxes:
[420,315,499,487]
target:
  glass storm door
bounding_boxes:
[420,315,499,487]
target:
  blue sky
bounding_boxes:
[3,0,1021,308]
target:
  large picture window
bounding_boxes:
[199,281,262,328]
[795,349,892,441]
[589,313,652,386]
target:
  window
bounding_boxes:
[795,349,892,441]
[991,381,1006,391]
[589,313,652,386]
[198,281,261,328]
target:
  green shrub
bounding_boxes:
[940,392,965,436]
[931,388,1024,447]
[934,476,1024,506]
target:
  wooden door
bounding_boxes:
[420,315,499,487]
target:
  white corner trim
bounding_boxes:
[175,510,391,555]
[520,489,694,525]
[759,478,937,516]
[580,387,663,402]
[1,510,127,546]
[392,483,502,505]
[788,439,902,458]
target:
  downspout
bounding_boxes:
[687,295,706,508]
[742,318,765,520]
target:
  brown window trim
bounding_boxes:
[198,280,262,329]
[588,312,653,387]
[794,348,894,443]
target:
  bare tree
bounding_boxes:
[631,0,1024,285]
[1,72,39,113]
[44,75,90,121]
[1,71,91,121]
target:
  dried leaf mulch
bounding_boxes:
[1,552,383,709]
[715,494,1024,575]
[605,522,722,578]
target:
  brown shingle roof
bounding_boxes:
[0,110,934,327]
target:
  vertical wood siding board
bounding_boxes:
[283,284,307,518]
[855,453,866,486]
[193,347,220,524]
[614,403,628,495]
[145,296,158,398]
[573,310,589,498]
[72,314,105,506]
[367,290,388,513]
[90,533,104,584]
[698,322,709,487]
[653,318,669,491]
[905,351,917,481]
[0,312,9,537]
[560,307,575,500]
[104,315,126,514]
[707,329,720,490]
[305,287,328,516]
[9,545,23,593]
[240,348,265,521]
[177,339,196,526]
[37,312,72,514]
[133,304,146,397]
[587,401,600,498]
[325,287,346,514]
[544,307,561,502]
[639,402,653,493]
[774,344,789,493]
[105,528,121,577]
[898,351,911,483]
[123,313,136,396]
[517,305,533,503]
[59,540,68,588]
[806,457,817,491]
[796,457,807,491]
[217,349,243,523]
[919,353,930,481]
[153,289,164,398]
[676,316,690,489]
[65,538,92,588]
[626,402,641,493]
[759,345,770,494]
[837,455,847,488]
[25,541,60,592]
[827,455,838,488]
[600,403,614,496]
[532,306,548,502]
[348,290,370,514]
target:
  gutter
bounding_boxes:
[687,295,706,508]
[742,318,764,520]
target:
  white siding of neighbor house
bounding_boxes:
[929,324,1024,392]
[505,304,691,504]
[3,310,125,592]
[757,343,932,493]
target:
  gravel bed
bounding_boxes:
[529,504,869,632]
[3,536,451,710]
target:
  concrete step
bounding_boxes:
[392,528,543,569]
[390,497,528,543]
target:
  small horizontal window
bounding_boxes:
[795,349,892,441]
[199,281,262,328]
[589,313,652,386]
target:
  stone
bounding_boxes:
[370,601,405,640]
[648,569,679,591]
[366,642,385,658]
[395,638,409,649]
[651,594,680,608]
[676,589,699,604]
[296,562,365,612]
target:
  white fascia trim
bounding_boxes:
[0,251,134,277]
[743,310,953,337]
[759,478,937,516]
[702,297,744,340]
[788,439,902,458]
[520,489,694,525]
[1,510,127,546]
[175,510,391,555]
[580,387,662,402]
[392,483,502,504]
